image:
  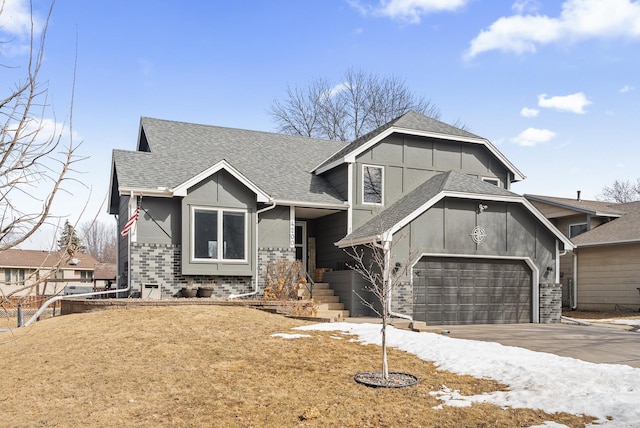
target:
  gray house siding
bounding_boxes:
[117,194,130,288]
[180,169,256,276]
[351,134,510,233]
[258,205,290,248]
[315,212,350,272]
[137,197,181,245]
[323,164,349,200]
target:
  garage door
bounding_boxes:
[413,257,532,325]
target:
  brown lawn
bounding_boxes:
[0,306,594,427]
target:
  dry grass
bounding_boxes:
[0,306,594,427]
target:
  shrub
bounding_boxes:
[263,259,306,301]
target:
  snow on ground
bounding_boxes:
[600,319,640,329]
[294,322,640,427]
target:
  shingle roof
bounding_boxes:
[0,250,98,269]
[114,117,349,206]
[525,194,626,216]
[570,201,640,246]
[337,171,518,246]
[315,110,484,172]
[93,263,116,280]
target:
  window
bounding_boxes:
[482,177,501,187]
[193,207,246,261]
[568,222,588,238]
[362,165,383,205]
[4,269,25,286]
[80,271,93,280]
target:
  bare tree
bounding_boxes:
[597,179,640,203]
[0,0,83,252]
[80,220,116,263]
[345,233,415,385]
[271,68,444,142]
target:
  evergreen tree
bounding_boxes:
[57,220,86,255]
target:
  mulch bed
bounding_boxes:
[354,371,419,388]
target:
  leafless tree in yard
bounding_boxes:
[271,68,447,142]
[80,220,116,263]
[0,1,89,308]
[1,1,84,251]
[597,178,640,203]
[345,233,415,383]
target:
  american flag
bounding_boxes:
[121,206,140,237]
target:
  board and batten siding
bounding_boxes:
[351,133,510,233]
[576,243,640,311]
[180,169,256,276]
[392,199,556,285]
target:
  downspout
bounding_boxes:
[377,234,412,322]
[571,251,578,310]
[229,200,277,299]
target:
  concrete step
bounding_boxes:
[311,282,330,289]
[316,309,350,321]
[317,302,345,311]
[310,288,336,297]
[313,295,340,304]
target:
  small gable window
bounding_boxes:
[568,222,588,238]
[482,177,501,187]
[192,207,246,261]
[362,165,383,205]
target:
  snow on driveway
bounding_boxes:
[294,322,640,427]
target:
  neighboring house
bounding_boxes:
[109,111,572,325]
[93,263,117,290]
[0,249,98,297]
[526,194,640,312]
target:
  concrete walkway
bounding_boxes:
[347,318,640,368]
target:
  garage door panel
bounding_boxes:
[413,257,532,325]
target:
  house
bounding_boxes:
[526,194,640,312]
[108,111,573,325]
[0,249,98,297]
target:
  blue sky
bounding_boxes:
[3,0,639,249]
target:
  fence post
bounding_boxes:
[17,301,23,327]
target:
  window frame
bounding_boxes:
[361,164,384,205]
[190,206,248,263]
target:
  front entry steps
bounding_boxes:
[301,282,349,321]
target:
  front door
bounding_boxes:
[295,221,307,273]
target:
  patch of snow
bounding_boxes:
[271,333,311,339]
[296,322,640,427]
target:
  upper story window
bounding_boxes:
[362,164,384,205]
[568,222,588,238]
[80,271,93,280]
[192,207,247,262]
[482,177,501,187]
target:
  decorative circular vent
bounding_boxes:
[470,226,486,244]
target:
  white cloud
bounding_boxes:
[511,0,541,14]
[350,0,469,24]
[0,0,43,37]
[520,107,539,117]
[465,0,640,59]
[620,84,635,93]
[537,92,592,114]
[512,127,556,146]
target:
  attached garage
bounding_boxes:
[413,257,532,325]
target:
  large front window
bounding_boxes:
[4,269,25,286]
[362,164,383,205]
[193,208,246,261]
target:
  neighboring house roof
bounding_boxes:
[93,263,116,280]
[570,201,640,247]
[113,117,349,207]
[525,194,625,217]
[0,250,98,270]
[337,171,572,249]
[313,111,525,182]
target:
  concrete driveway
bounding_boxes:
[413,321,640,368]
